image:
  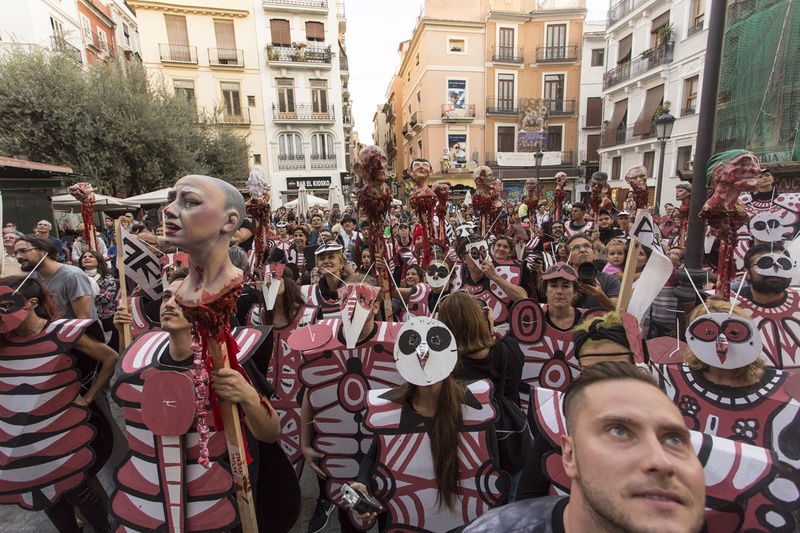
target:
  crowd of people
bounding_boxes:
[0,147,798,533]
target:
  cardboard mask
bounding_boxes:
[261,263,286,310]
[0,286,27,334]
[752,252,795,280]
[465,239,489,268]
[338,284,380,349]
[749,212,786,243]
[425,262,451,289]
[686,312,762,369]
[394,316,457,385]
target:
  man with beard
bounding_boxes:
[13,235,96,320]
[462,362,706,533]
[736,243,800,370]
[542,220,567,257]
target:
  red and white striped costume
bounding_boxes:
[365,380,506,532]
[737,288,800,371]
[0,319,97,510]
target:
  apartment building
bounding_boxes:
[1,0,86,65]
[254,0,349,206]
[76,0,115,65]
[108,0,141,60]
[131,0,266,185]
[382,66,407,202]
[577,20,605,201]
[598,0,708,209]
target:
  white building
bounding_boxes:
[578,19,605,200]
[108,0,141,60]
[253,0,350,206]
[598,0,708,209]
[0,0,86,64]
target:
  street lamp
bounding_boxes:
[653,112,675,214]
[534,149,544,181]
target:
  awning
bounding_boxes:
[617,34,632,64]
[604,99,628,145]
[652,11,670,32]
[633,85,664,136]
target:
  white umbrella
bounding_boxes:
[328,184,345,209]
[284,194,328,209]
[124,188,174,205]
[464,190,473,206]
[296,184,310,218]
[51,193,140,211]
[392,198,402,206]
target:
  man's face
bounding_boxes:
[14,241,46,272]
[164,176,232,248]
[3,231,18,249]
[361,225,370,239]
[664,204,674,217]
[568,237,594,266]
[35,221,51,236]
[551,223,565,238]
[571,207,586,222]
[318,231,333,243]
[562,380,705,533]
[747,251,793,294]
[398,226,409,239]
[755,170,774,191]
[332,203,340,211]
[617,216,631,231]
[598,213,613,229]
[311,216,323,229]
[492,239,511,260]
[160,280,192,333]
[343,220,355,232]
[668,248,684,268]
[105,218,113,227]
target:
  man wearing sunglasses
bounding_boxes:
[737,243,799,371]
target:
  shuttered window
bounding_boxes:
[305,21,324,42]
[586,97,602,127]
[270,19,290,46]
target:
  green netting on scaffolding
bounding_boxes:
[715,0,800,161]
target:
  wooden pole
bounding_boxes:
[115,219,133,348]
[616,209,641,313]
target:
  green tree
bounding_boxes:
[0,45,249,195]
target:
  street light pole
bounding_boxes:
[654,112,675,215]
[534,149,543,181]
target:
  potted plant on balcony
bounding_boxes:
[296,41,308,61]
[657,23,675,48]
[267,45,279,61]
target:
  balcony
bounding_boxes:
[343,112,353,128]
[441,104,476,122]
[340,56,349,72]
[272,103,335,123]
[681,106,696,117]
[387,139,396,154]
[159,43,198,64]
[86,31,112,56]
[266,44,332,68]
[402,123,412,139]
[310,155,337,170]
[337,1,346,32]
[486,97,518,115]
[208,48,244,67]
[411,111,422,131]
[602,42,674,90]
[600,125,634,148]
[536,44,579,62]
[687,20,705,37]
[491,44,524,63]
[547,98,576,115]
[262,0,328,13]
[386,107,395,123]
[277,154,306,171]
[51,36,82,64]
[607,0,651,27]
[220,108,251,125]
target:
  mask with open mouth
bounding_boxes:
[465,239,489,268]
[0,286,28,334]
[338,284,380,348]
[686,312,761,369]
[394,316,457,385]
[261,263,285,310]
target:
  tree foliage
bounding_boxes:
[0,46,250,195]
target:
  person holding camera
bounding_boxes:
[566,234,619,310]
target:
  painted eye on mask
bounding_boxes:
[688,318,719,342]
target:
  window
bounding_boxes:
[497,127,515,152]
[253,154,262,164]
[546,125,563,151]
[585,97,602,128]
[277,78,295,113]
[418,139,423,152]
[270,19,291,46]
[247,95,256,107]
[617,34,632,64]
[498,27,515,59]
[591,48,604,66]
[544,74,565,113]
[80,14,92,40]
[174,79,195,102]
[677,146,693,172]
[612,156,622,180]
[311,133,334,159]
[51,17,64,37]
[650,11,670,48]
[497,74,514,111]
[417,91,421,102]
[123,23,130,46]
[683,76,699,115]
[311,80,328,114]
[415,53,419,65]
[448,38,465,53]
[214,19,238,63]
[545,24,567,59]
[278,132,303,159]
[691,0,705,29]
[305,21,324,42]
[643,151,655,177]
[165,15,190,61]
[586,134,600,161]
[221,82,242,118]
[97,29,107,52]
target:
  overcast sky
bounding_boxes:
[347,0,609,144]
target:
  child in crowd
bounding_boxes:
[602,238,627,280]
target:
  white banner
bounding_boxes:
[121,227,162,300]
[496,151,562,167]
[627,210,675,321]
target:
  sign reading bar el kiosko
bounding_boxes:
[286,177,332,190]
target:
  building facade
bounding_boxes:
[0,0,86,65]
[598,0,708,210]
[577,20,605,202]
[76,0,116,66]
[108,0,141,60]
[254,0,349,206]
